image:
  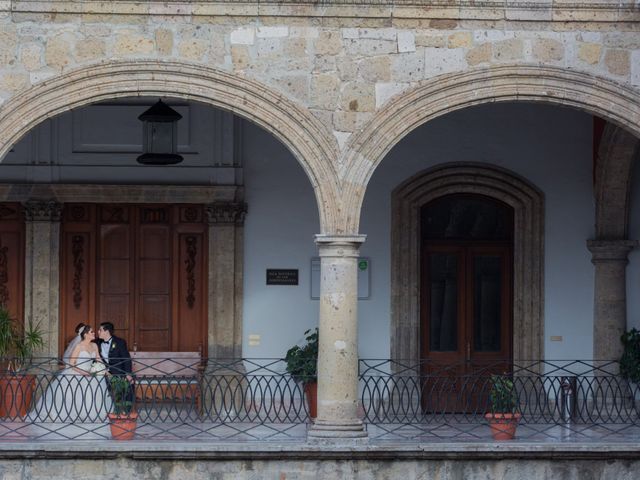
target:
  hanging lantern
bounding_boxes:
[136,99,184,165]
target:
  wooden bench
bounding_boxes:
[131,351,203,412]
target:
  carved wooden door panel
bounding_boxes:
[137,207,171,351]
[0,204,24,324]
[60,204,207,354]
[173,205,207,352]
[98,205,134,345]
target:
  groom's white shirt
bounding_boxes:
[101,337,112,361]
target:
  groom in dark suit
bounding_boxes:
[97,322,134,405]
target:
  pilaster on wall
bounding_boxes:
[23,200,62,357]
[587,240,637,365]
[206,202,247,359]
[591,123,640,363]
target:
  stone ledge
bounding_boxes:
[0,441,639,460]
[3,0,639,23]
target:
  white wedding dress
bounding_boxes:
[28,350,113,422]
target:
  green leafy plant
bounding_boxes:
[620,328,640,383]
[0,306,44,373]
[285,328,318,384]
[110,376,134,415]
[489,374,517,414]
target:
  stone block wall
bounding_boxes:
[0,1,638,147]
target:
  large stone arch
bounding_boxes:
[594,124,640,239]
[391,163,544,364]
[341,65,640,233]
[0,60,342,233]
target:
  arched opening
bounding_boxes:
[388,162,544,366]
[0,95,322,360]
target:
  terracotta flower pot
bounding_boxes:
[485,412,521,440]
[304,382,317,419]
[0,374,35,418]
[108,412,138,440]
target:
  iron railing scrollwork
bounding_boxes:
[0,358,638,442]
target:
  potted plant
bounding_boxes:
[0,306,44,418]
[108,375,138,440]
[485,373,521,440]
[285,328,318,418]
[620,328,640,404]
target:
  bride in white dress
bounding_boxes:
[29,326,112,422]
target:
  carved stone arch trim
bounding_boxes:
[342,65,640,233]
[0,60,341,233]
[595,123,640,239]
[391,162,544,364]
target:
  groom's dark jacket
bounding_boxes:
[97,335,132,376]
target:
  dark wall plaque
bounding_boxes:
[267,269,299,285]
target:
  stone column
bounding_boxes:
[308,234,367,442]
[205,202,247,359]
[23,200,62,358]
[587,239,637,365]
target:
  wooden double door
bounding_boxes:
[420,195,513,412]
[60,204,207,354]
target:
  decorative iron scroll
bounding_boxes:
[71,235,84,309]
[0,242,8,306]
[185,236,197,309]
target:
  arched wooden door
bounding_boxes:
[420,194,513,412]
[60,204,207,354]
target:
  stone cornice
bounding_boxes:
[3,0,638,23]
[0,184,242,204]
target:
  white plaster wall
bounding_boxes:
[360,103,595,360]
[626,158,640,331]
[241,122,321,358]
[241,103,595,360]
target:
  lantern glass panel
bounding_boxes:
[149,122,174,154]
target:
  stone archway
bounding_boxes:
[0,60,343,358]
[341,65,640,233]
[391,163,544,364]
[0,60,342,233]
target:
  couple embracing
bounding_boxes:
[29,322,133,423]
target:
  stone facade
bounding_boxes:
[0,0,639,444]
[0,2,638,233]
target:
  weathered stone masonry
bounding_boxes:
[0,0,639,443]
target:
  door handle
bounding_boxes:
[466,341,471,362]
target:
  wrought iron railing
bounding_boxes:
[0,357,312,441]
[359,359,640,441]
[0,357,638,442]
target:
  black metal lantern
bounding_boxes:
[136,99,184,165]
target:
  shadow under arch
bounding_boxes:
[342,64,640,233]
[0,60,341,233]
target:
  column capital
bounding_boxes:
[587,239,638,263]
[315,234,366,258]
[23,200,62,222]
[205,202,247,226]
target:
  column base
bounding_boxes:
[307,419,369,443]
